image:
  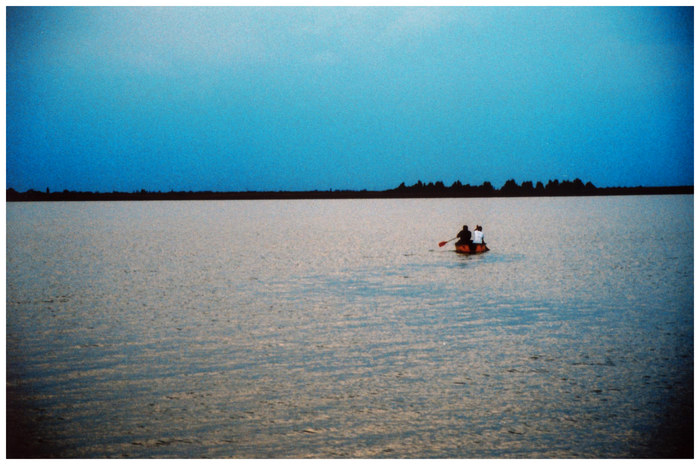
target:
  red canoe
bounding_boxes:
[455,243,489,254]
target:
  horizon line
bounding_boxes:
[6,179,696,195]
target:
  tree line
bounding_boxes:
[392,178,692,197]
[5,179,693,202]
[393,178,597,196]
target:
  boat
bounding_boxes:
[455,243,489,254]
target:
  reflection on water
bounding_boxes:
[6,196,693,458]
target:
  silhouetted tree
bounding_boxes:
[500,179,520,195]
[475,181,495,196]
[545,179,559,194]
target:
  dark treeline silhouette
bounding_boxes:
[392,178,692,197]
[6,179,693,202]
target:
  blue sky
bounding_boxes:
[6,6,694,192]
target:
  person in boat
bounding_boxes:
[455,225,472,248]
[473,225,485,247]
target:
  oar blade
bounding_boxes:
[438,241,448,247]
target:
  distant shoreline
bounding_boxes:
[6,185,693,202]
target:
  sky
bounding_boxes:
[5,6,694,192]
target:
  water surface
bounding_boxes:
[6,196,693,457]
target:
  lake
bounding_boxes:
[6,195,693,458]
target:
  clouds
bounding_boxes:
[379,7,448,46]
[6,7,694,192]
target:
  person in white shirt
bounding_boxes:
[473,225,484,245]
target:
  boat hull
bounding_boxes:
[455,243,489,254]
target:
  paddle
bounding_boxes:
[438,237,458,247]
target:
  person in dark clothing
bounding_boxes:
[455,225,472,247]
